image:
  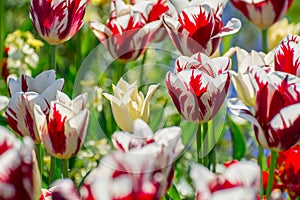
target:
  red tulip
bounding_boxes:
[30,0,87,45]
[34,91,89,159]
[89,0,161,62]
[0,127,40,200]
[230,0,293,29]
[162,0,241,56]
[6,70,64,143]
[228,66,300,151]
[166,52,231,123]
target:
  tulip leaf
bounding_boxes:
[180,121,197,146]
[149,100,167,132]
[227,114,246,160]
[166,184,181,200]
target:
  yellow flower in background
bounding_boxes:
[103,78,159,132]
[268,18,300,50]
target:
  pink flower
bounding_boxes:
[166,52,231,123]
[81,121,183,200]
[0,127,40,200]
[30,0,87,45]
[89,0,161,62]
[5,70,64,143]
[162,0,241,56]
[228,66,300,151]
[230,0,293,29]
[34,91,89,159]
[274,34,300,76]
[190,161,259,200]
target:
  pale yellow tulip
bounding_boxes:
[103,78,159,132]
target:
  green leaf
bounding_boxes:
[227,114,246,160]
[180,121,197,146]
[167,184,181,200]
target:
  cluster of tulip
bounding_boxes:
[1,0,300,199]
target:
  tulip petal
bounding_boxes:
[141,84,159,121]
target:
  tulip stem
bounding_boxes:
[261,29,268,53]
[35,144,42,176]
[258,146,264,199]
[50,45,57,70]
[266,151,278,198]
[49,156,57,184]
[112,61,126,84]
[61,159,69,178]
[196,123,202,164]
[0,0,4,68]
[139,50,147,85]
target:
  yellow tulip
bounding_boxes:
[103,78,159,132]
[268,18,300,50]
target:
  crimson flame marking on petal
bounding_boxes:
[275,42,300,75]
[21,75,28,92]
[189,70,208,97]
[48,104,67,155]
[24,107,38,141]
[0,140,13,155]
[208,176,240,194]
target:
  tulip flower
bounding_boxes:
[89,0,161,62]
[228,66,300,151]
[162,0,241,56]
[231,47,273,106]
[81,131,183,200]
[274,34,300,77]
[103,78,159,132]
[230,0,293,30]
[34,91,89,159]
[166,52,231,123]
[190,161,259,200]
[0,126,40,200]
[112,119,184,157]
[268,18,300,50]
[275,145,300,199]
[30,0,87,45]
[6,70,64,143]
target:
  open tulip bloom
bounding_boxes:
[89,0,161,62]
[190,161,260,200]
[228,66,300,151]
[34,91,89,159]
[166,52,231,123]
[103,78,159,132]
[162,0,241,56]
[230,0,293,30]
[30,0,87,45]
[6,70,64,143]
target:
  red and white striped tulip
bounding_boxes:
[0,127,41,200]
[166,52,231,123]
[89,0,161,62]
[112,119,184,158]
[230,0,293,29]
[274,34,300,76]
[162,0,241,56]
[30,0,87,45]
[34,91,89,159]
[6,70,64,143]
[81,141,181,200]
[191,161,259,200]
[228,66,300,151]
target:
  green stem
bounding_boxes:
[202,122,209,167]
[75,30,82,69]
[0,0,4,69]
[35,144,42,176]
[61,159,69,178]
[49,156,57,184]
[261,29,268,53]
[112,61,126,84]
[266,151,278,198]
[139,50,147,85]
[50,45,57,70]
[196,123,202,164]
[258,146,264,199]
